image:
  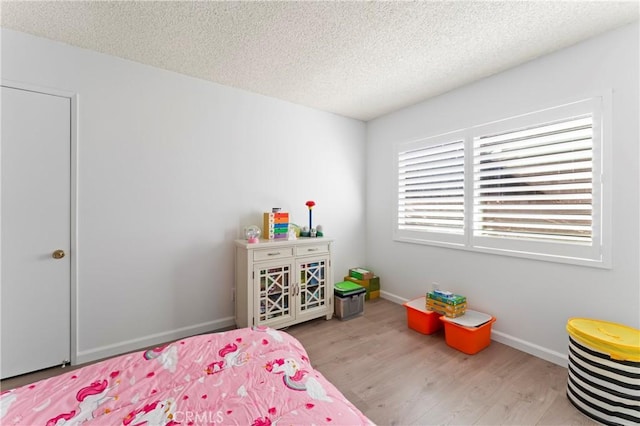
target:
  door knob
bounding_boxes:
[52,249,65,259]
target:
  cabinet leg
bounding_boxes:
[325,313,333,320]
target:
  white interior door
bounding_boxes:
[1,86,71,379]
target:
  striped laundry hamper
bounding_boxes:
[566,318,640,426]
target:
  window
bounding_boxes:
[394,96,610,267]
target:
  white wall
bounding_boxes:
[366,22,639,366]
[1,29,367,363]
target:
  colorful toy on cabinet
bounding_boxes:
[305,200,315,231]
[304,200,323,237]
[263,209,289,240]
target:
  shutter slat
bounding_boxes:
[401,210,463,216]
[475,161,592,179]
[475,182,592,195]
[400,156,465,171]
[400,151,464,167]
[477,230,590,243]
[401,181,465,192]
[400,172,465,185]
[475,222,591,232]
[400,217,464,226]
[400,141,465,161]
[474,171,591,187]
[475,212,591,221]
[476,193,591,202]
[475,116,592,147]
[475,127,591,153]
[473,204,591,211]
[474,132,592,162]
[398,224,464,234]
[474,150,592,172]
[399,204,464,211]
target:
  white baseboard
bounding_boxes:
[380,290,568,367]
[380,290,409,305]
[75,317,236,365]
[491,331,567,367]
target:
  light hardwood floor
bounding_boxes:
[285,298,596,426]
[1,298,596,425]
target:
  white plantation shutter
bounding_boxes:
[394,96,608,267]
[473,116,594,243]
[396,131,467,246]
[398,140,465,233]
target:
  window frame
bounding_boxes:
[393,95,611,268]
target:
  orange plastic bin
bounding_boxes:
[440,310,496,354]
[403,296,443,335]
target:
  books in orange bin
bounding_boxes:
[426,298,467,318]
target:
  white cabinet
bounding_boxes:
[235,238,334,329]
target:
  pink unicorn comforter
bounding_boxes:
[1,327,372,425]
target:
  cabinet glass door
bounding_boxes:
[298,259,327,313]
[255,264,293,325]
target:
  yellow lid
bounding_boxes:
[567,318,640,362]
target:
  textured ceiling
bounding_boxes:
[1,1,638,121]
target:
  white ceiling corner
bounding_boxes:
[1,1,638,121]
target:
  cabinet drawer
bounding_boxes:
[295,243,329,256]
[253,247,294,262]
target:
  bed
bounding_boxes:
[0,326,372,425]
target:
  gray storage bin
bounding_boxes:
[334,290,365,320]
